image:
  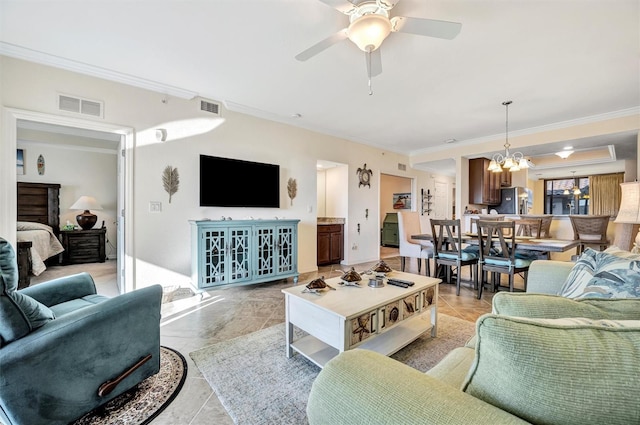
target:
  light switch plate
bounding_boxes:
[149,201,162,213]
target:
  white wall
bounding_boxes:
[324,166,348,219]
[1,56,433,289]
[17,129,118,257]
[316,170,326,217]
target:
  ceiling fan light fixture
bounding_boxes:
[348,14,392,52]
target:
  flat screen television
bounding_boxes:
[200,154,280,208]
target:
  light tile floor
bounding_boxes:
[34,249,521,424]
[153,250,507,424]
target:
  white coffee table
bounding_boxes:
[282,271,440,368]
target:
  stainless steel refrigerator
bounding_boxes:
[494,187,532,215]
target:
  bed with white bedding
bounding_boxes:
[16,221,64,276]
[16,181,62,288]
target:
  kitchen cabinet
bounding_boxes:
[500,170,512,187]
[317,224,344,265]
[469,158,501,205]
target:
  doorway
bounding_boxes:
[2,108,133,293]
[380,173,412,257]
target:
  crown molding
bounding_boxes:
[412,106,640,156]
[0,42,198,100]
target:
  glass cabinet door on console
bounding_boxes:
[199,226,252,286]
[276,224,297,275]
[254,223,297,280]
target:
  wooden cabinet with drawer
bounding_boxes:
[60,228,106,265]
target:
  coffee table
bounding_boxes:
[282,271,440,368]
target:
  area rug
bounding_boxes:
[72,346,187,425]
[190,314,475,425]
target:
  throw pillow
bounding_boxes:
[558,247,640,299]
[492,292,640,320]
[0,238,55,346]
[12,291,55,329]
[463,314,640,425]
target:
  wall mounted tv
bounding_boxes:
[200,154,280,208]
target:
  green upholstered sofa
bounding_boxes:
[307,258,640,425]
[0,238,163,425]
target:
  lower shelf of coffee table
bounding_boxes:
[290,313,434,368]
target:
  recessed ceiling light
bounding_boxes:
[444,138,457,144]
[291,113,302,118]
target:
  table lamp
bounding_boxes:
[70,195,103,230]
[614,182,640,254]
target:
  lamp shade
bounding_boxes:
[70,196,102,230]
[70,196,103,211]
[615,182,640,223]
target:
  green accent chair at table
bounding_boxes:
[0,238,162,425]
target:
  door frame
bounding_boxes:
[1,108,135,293]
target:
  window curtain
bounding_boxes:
[589,173,623,216]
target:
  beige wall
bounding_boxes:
[379,174,412,229]
[1,56,442,290]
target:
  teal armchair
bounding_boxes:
[0,238,162,425]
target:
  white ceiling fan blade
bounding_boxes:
[390,16,462,40]
[378,0,401,10]
[365,48,383,78]
[317,0,358,15]
[295,29,349,61]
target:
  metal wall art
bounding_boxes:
[162,165,179,203]
[356,163,372,188]
[287,177,297,206]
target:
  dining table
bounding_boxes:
[411,233,580,253]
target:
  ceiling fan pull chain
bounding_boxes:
[367,50,373,95]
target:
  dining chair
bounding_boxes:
[430,219,478,296]
[569,215,611,255]
[470,216,504,234]
[508,218,542,237]
[476,220,534,299]
[397,211,433,275]
[508,218,549,260]
[520,214,553,238]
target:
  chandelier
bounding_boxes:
[487,101,533,173]
[564,171,582,195]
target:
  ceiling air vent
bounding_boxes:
[199,98,221,116]
[58,94,104,118]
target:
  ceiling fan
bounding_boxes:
[295,0,462,92]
